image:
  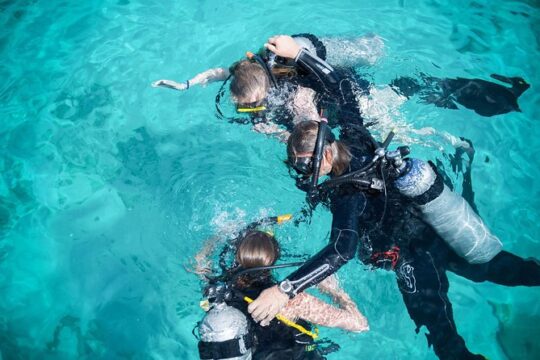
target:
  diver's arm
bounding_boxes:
[152,68,230,91]
[248,193,363,326]
[189,236,220,280]
[280,275,369,332]
[265,35,339,89]
[279,194,362,297]
[294,48,340,88]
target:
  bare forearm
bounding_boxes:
[281,292,368,332]
[190,67,230,85]
[192,236,220,279]
[152,67,230,91]
[331,291,369,331]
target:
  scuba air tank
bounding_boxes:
[198,302,254,360]
[394,158,502,264]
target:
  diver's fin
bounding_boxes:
[490,73,513,85]
[490,74,530,97]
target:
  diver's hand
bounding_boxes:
[265,35,301,59]
[248,285,289,326]
[151,79,188,90]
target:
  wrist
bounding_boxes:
[278,280,295,298]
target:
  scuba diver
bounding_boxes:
[151,34,529,141]
[154,32,481,208]
[245,120,540,360]
[152,34,379,141]
[193,216,368,360]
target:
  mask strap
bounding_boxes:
[246,51,278,88]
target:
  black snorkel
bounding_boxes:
[306,116,334,205]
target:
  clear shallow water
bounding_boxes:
[0,0,539,359]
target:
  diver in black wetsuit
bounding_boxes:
[152,34,371,139]
[194,218,367,360]
[247,120,540,360]
[151,35,521,207]
[152,34,530,135]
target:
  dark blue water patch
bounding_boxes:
[116,127,160,187]
[51,84,113,122]
[6,121,37,159]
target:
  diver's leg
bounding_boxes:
[320,34,385,67]
[448,250,540,286]
[396,250,484,360]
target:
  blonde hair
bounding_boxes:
[230,60,270,105]
[287,121,352,176]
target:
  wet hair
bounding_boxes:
[235,230,280,288]
[230,60,270,105]
[287,120,352,176]
[236,230,280,268]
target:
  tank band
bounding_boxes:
[198,334,254,359]
[412,161,444,205]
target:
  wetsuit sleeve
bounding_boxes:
[283,193,364,297]
[294,48,369,126]
[294,48,340,89]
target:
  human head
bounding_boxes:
[287,120,352,177]
[235,230,280,269]
[230,60,270,107]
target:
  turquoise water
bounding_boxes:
[1,0,539,359]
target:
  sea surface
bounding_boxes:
[1,0,539,359]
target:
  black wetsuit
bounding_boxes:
[222,33,368,132]
[228,278,323,360]
[282,139,540,359]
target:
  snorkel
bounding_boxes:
[291,123,411,209]
[215,51,278,120]
[288,112,335,206]
[233,52,277,113]
[307,114,333,205]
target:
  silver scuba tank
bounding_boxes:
[198,302,253,360]
[395,158,502,264]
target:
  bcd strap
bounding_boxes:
[198,333,254,359]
